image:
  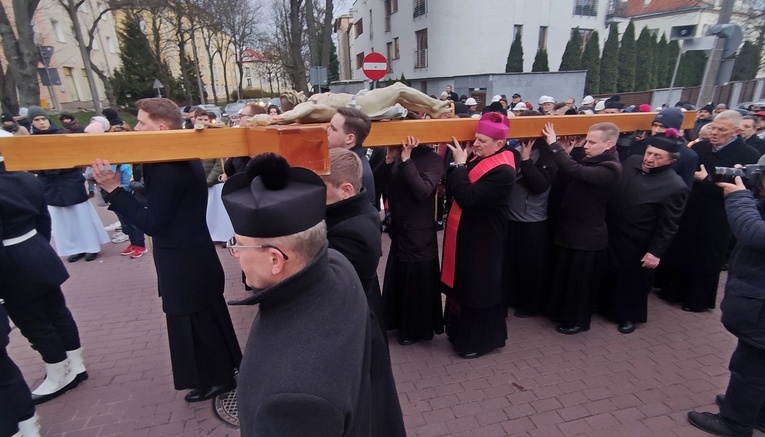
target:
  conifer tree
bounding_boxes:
[581,31,601,95]
[506,32,524,73]
[666,39,680,86]
[654,34,669,88]
[599,24,619,94]
[676,51,707,87]
[634,26,654,91]
[532,49,549,72]
[732,40,760,81]
[617,20,636,92]
[559,28,582,71]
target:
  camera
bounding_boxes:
[713,164,765,192]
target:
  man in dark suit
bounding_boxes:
[742,116,765,156]
[92,98,241,403]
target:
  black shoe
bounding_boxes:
[687,411,753,437]
[67,253,86,263]
[714,395,765,432]
[184,380,236,402]
[31,378,80,405]
[556,324,590,335]
[459,351,484,359]
[682,306,706,313]
[398,338,418,346]
[514,309,534,318]
[84,252,98,262]
[618,321,636,334]
[75,371,89,382]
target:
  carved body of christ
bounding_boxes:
[0,112,696,172]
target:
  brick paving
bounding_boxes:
[7,203,764,436]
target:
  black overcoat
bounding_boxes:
[374,147,443,261]
[104,161,225,315]
[444,151,515,308]
[0,172,69,305]
[235,246,405,437]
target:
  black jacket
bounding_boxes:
[350,144,377,208]
[745,134,765,156]
[0,171,69,306]
[374,147,443,261]
[235,245,405,437]
[104,160,225,315]
[626,136,698,189]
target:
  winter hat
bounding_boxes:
[512,102,527,111]
[465,97,478,106]
[90,116,110,132]
[649,128,680,154]
[1,112,13,123]
[538,95,555,105]
[476,112,510,140]
[440,92,449,99]
[84,121,106,133]
[512,93,521,99]
[653,108,683,130]
[700,104,715,113]
[638,104,652,113]
[26,106,48,121]
[581,95,595,105]
[605,100,625,110]
[525,102,533,110]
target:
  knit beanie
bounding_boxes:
[653,108,683,130]
[27,105,48,121]
[90,116,110,132]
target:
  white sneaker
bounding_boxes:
[111,232,129,244]
[104,221,121,231]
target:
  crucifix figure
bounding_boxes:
[252,82,454,125]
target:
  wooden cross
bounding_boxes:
[0,112,696,172]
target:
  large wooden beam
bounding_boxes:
[0,112,696,171]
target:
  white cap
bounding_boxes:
[465,97,477,106]
[655,106,663,112]
[581,95,595,105]
[491,94,502,102]
[512,102,527,111]
[538,95,555,105]
[440,92,448,98]
[594,101,606,111]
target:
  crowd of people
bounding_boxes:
[1,88,765,436]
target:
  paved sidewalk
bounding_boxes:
[7,204,760,436]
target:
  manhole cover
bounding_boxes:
[213,387,239,427]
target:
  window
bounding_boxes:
[393,37,400,59]
[415,28,427,69]
[92,37,100,50]
[51,19,65,42]
[538,26,548,50]
[575,28,594,47]
[247,78,252,88]
[386,43,394,72]
[356,52,365,70]
[106,36,117,53]
[384,0,398,31]
[354,18,364,37]
[413,0,427,18]
[514,25,523,38]
[573,0,598,16]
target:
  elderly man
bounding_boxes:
[222,153,404,436]
[442,113,516,358]
[538,96,556,115]
[605,130,688,334]
[656,110,761,312]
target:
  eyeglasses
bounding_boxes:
[226,237,289,260]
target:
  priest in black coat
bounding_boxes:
[442,113,516,359]
[92,98,241,403]
[375,136,445,345]
[604,130,688,334]
[655,111,761,312]
[222,153,405,437]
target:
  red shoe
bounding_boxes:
[120,245,134,256]
[130,246,148,259]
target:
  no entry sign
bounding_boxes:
[362,52,388,81]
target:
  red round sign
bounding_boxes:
[362,52,388,81]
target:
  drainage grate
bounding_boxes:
[213,387,239,427]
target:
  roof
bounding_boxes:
[614,0,708,17]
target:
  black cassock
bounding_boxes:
[656,138,761,311]
[442,150,515,354]
[605,157,688,323]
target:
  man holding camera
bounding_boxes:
[655,110,760,312]
[688,170,765,437]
